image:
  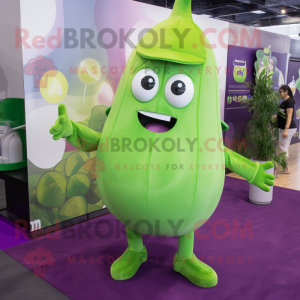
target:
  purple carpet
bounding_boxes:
[5,177,300,300]
[0,215,30,250]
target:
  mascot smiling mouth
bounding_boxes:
[138,110,177,133]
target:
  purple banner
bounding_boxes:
[224,45,289,154]
[287,60,300,144]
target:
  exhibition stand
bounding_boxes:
[0,166,109,238]
[0,0,298,237]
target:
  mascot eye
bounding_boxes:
[132,68,159,102]
[165,74,194,108]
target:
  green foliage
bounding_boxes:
[65,152,89,177]
[54,159,68,180]
[59,196,87,222]
[37,171,67,207]
[296,78,300,91]
[88,199,105,213]
[67,174,91,198]
[256,49,264,60]
[88,105,108,132]
[29,173,43,204]
[29,152,105,225]
[263,46,272,57]
[89,151,97,160]
[254,61,259,72]
[263,56,269,67]
[61,150,77,160]
[77,162,92,179]
[30,204,54,227]
[242,69,288,169]
[29,104,111,227]
[296,69,300,92]
[85,181,102,205]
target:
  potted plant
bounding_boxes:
[242,69,288,205]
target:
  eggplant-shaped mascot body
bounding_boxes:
[50,0,274,288]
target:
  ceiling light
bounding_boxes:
[281,9,286,14]
[251,10,266,14]
[282,17,300,23]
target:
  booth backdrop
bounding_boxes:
[224,24,291,156]
[17,0,299,231]
[19,0,229,231]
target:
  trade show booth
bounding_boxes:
[1,0,298,234]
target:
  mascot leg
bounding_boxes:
[173,231,218,288]
[110,226,147,280]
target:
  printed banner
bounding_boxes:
[20,0,229,231]
[224,24,291,155]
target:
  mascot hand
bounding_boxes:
[49,104,73,140]
[252,161,275,192]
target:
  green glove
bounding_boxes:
[49,104,73,140]
[251,161,275,192]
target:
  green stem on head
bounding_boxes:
[170,0,192,20]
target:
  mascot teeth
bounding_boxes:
[138,111,172,122]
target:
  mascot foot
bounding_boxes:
[173,253,218,288]
[110,246,147,281]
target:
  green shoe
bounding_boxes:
[110,246,147,281]
[173,253,218,288]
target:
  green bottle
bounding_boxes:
[233,59,247,83]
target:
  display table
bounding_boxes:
[0,168,109,238]
[0,168,29,225]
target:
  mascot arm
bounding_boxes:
[224,146,259,183]
[66,120,101,152]
[49,103,101,152]
[224,146,274,192]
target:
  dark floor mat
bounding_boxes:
[0,250,70,300]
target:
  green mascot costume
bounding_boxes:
[50,0,275,288]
